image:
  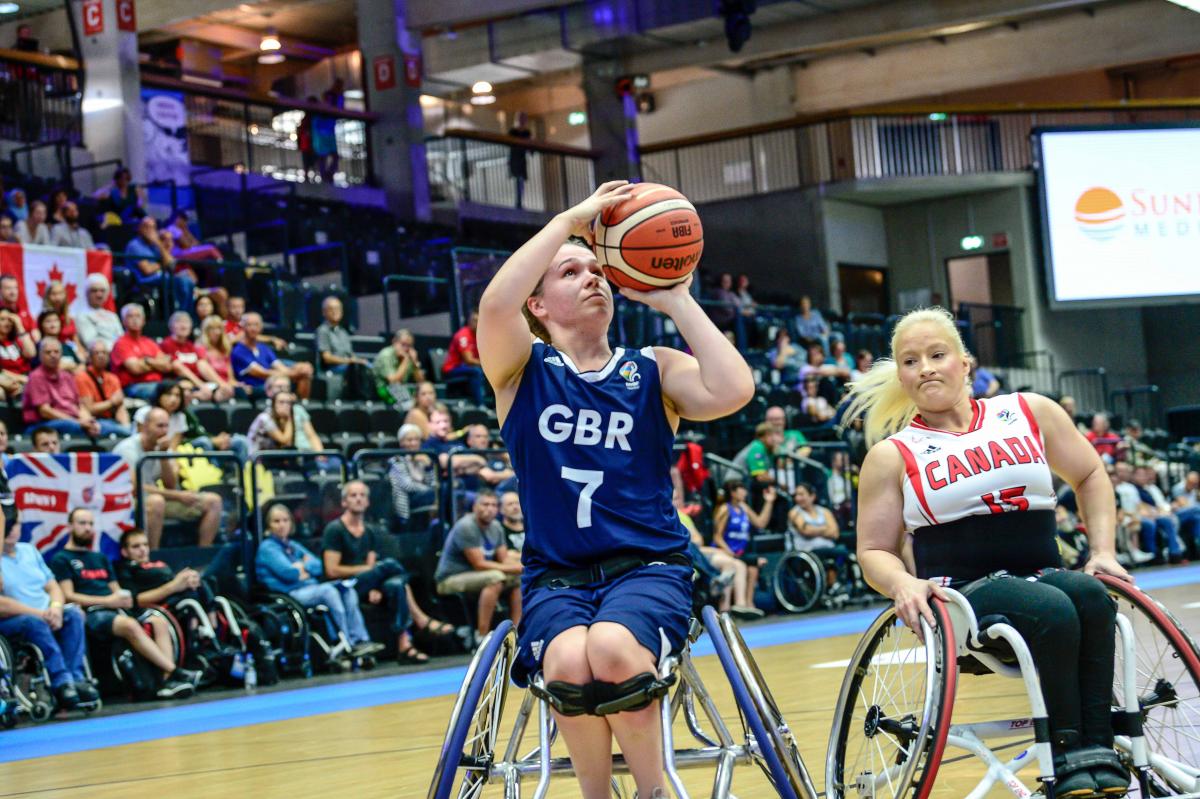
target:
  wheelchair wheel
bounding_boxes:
[1100,575,1200,796]
[702,606,817,799]
[773,551,825,614]
[827,600,957,799]
[428,620,516,799]
[0,635,21,727]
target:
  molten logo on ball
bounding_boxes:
[1074,187,1125,242]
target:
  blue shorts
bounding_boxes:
[512,563,693,687]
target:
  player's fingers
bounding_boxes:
[594,179,630,195]
[929,582,951,602]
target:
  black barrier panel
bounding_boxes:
[444,448,517,527]
[133,450,247,550]
[350,448,442,535]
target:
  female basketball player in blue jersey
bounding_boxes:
[848,307,1132,798]
[477,180,755,799]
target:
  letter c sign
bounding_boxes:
[117,0,137,32]
[83,0,103,35]
[373,55,396,91]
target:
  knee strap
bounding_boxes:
[533,672,676,717]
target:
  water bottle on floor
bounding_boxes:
[244,654,257,693]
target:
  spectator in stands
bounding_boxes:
[111,303,172,400]
[49,202,94,250]
[165,210,222,263]
[968,355,1001,398]
[0,216,16,243]
[42,281,80,351]
[712,480,773,618]
[800,374,836,425]
[0,504,98,710]
[4,189,27,223]
[47,188,69,225]
[50,508,197,699]
[1058,396,1089,434]
[0,308,33,398]
[322,481,447,664]
[1086,412,1126,464]
[764,405,811,459]
[373,328,425,407]
[1172,471,1200,558]
[787,482,846,556]
[125,216,195,313]
[161,312,234,402]
[199,315,237,388]
[793,295,830,349]
[1132,465,1187,564]
[96,167,144,226]
[826,335,855,374]
[442,309,486,405]
[115,528,210,612]
[231,312,312,399]
[32,427,59,453]
[15,200,49,245]
[1123,420,1167,479]
[435,489,522,638]
[155,379,248,462]
[77,274,122,351]
[735,274,757,315]
[114,407,223,548]
[462,424,516,493]
[743,422,784,485]
[224,296,290,351]
[256,503,381,659]
[707,272,738,331]
[37,312,81,370]
[799,342,849,384]
[852,349,873,381]
[1111,463,1157,565]
[499,490,524,552]
[246,389,325,458]
[678,484,747,614]
[193,294,217,329]
[388,423,436,528]
[403,381,439,436]
[316,296,371,400]
[0,274,35,338]
[0,418,9,465]
[767,329,804,385]
[76,339,131,435]
[22,337,119,439]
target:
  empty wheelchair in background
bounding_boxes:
[428,606,817,799]
[825,574,1199,799]
[772,541,875,615]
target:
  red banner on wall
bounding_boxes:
[0,244,115,319]
[373,54,397,91]
[82,0,104,35]
[117,0,137,32]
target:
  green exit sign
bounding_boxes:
[960,235,984,250]
[568,111,587,126]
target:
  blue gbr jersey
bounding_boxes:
[501,341,688,583]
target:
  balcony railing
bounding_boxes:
[426,129,598,212]
[639,100,1200,203]
[142,74,375,187]
[0,47,81,147]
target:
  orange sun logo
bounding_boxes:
[1074,187,1125,242]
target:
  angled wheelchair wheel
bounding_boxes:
[702,606,817,799]
[1100,575,1200,797]
[827,600,957,799]
[428,620,516,799]
[773,551,826,614]
[0,635,23,727]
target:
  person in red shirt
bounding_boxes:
[441,309,486,404]
[23,336,126,438]
[111,303,174,401]
[76,339,131,432]
[1085,412,1126,464]
[0,308,33,400]
[0,274,36,343]
[160,311,235,402]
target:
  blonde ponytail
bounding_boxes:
[839,307,969,446]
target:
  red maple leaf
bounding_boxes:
[35,263,78,307]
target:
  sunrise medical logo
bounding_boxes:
[1073,187,1125,242]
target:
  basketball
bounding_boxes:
[594,183,703,291]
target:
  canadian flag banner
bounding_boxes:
[0,242,114,319]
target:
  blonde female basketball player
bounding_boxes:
[848,307,1132,798]
[477,180,754,798]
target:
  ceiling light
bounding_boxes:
[1165,0,1200,10]
[257,52,285,65]
[419,94,441,107]
[472,81,492,94]
[470,94,496,105]
[344,89,363,100]
[0,3,20,14]
[260,30,281,51]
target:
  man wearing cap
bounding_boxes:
[76,274,123,351]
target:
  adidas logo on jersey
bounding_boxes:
[922,444,941,455]
[544,355,564,367]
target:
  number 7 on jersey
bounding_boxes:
[562,467,604,528]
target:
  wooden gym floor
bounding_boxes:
[1,566,1197,799]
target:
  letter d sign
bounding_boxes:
[83,0,104,35]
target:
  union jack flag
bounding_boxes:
[7,453,134,560]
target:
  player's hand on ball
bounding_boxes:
[559,180,635,244]
[618,273,694,314]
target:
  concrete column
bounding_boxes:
[581,53,641,183]
[70,0,144,185]
[355,0,431,221]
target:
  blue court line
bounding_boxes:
[3,564,1198,763]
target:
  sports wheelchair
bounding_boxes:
[825,574,1200,798]
[0,624,101,724]
[771,540,875,615]
[428,606,818,799]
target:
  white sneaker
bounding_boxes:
[1130,550,1155,564]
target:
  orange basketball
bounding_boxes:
[594,183,703,291]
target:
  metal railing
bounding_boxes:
[133,450,246,540]
[142,75,373,187]
[426,129,597,212]
[639,101,1200,203]
[0,47,81,146]
[382,274,451,335]
[1058,368,1110,418]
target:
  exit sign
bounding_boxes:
[960,235,984,251]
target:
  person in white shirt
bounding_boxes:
[76,274,123,350]
[49,202,95,250]
[15,200,50,245]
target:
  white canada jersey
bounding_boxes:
[888,393,1056,532]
